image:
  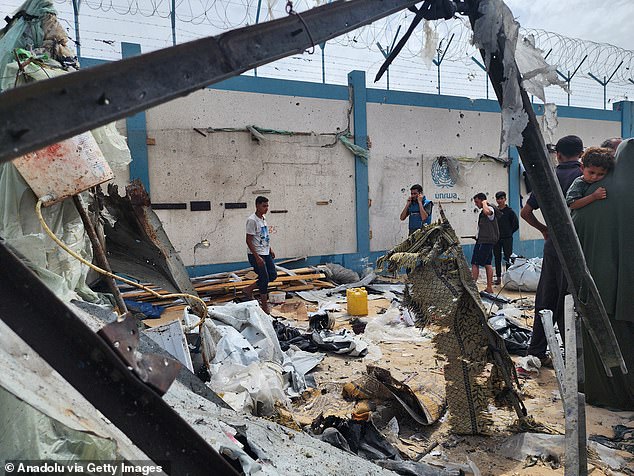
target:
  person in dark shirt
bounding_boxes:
[493,191,519,285]
[520,135,583,367]
[471,192,500,294]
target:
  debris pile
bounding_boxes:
[119,265,334,311]
[378,211,526,434]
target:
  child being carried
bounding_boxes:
[566,147,615,210]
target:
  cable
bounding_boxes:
[35,197,208,329]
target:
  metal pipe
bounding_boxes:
[72,194,128,315]
[72,0,81,58]
[171,0,176,46]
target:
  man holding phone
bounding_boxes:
[400,184,433,234]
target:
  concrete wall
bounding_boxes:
[98,63,622,273]
[367,104,505,250]
[138,84,620,270]
[145,89,356,266]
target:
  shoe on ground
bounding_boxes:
[493,278,501,285]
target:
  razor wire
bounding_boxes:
[43,0,634,85]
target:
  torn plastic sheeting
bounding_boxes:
[124,299,165,318]
[208,361,288,416]
[515,34,568,104]
[312,329,369,357]
[420,19,438,70]
[363,305,431,344]
[0,1,130,305]
[0,0,60,89]
[284,346,324,376]
[282,346,324,398]
[499,433,630,473]
[542,103,559,145]
[0,162,105,304]
[338,135,370,163]
[502,257,542,292]
[144,320,194,372]
[311,415,400,461]
[206,320,262,367]
[200,302,323,409]
[206,301,284,364]
[487,314,531,356]
[0,385,122,462]
[472,0,528,155]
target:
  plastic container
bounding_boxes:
[269,291,286,304]
[346,288,368,316]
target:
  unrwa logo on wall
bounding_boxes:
[431,156,457,188]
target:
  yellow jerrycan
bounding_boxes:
[346,287,368,316]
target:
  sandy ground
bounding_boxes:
[270,281,634,476]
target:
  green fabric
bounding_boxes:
[573,139,634,323]
[337,135,370,163]
[565,176,591,206]
[573,138,634,409]
[0,0,57,89]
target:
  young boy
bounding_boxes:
[566,147,615,210]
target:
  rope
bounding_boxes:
[35,197,208,328]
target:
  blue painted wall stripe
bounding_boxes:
[82,47,620,123]
[120,43,151,195]
[210,74,349,101]
[78,57,109,68]
[348,71,370,258]
[187,240,547,276]
[615,101,633,138]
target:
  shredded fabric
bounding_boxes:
[378,209,526,434]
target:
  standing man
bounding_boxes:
[243,196,277,314]
[471,193,500,294]
[493,191,519,285]
[521,135,583,367]
[400,184,433,234]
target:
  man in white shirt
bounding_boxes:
[243,196,277,313]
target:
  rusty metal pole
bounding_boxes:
[72,194,128,315]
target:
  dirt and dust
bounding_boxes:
[272,283,633,476]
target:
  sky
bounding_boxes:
[0,0,633,109]
[505,0,634,51]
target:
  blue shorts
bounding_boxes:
[247,253,277,295]
[471,243,494,266]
